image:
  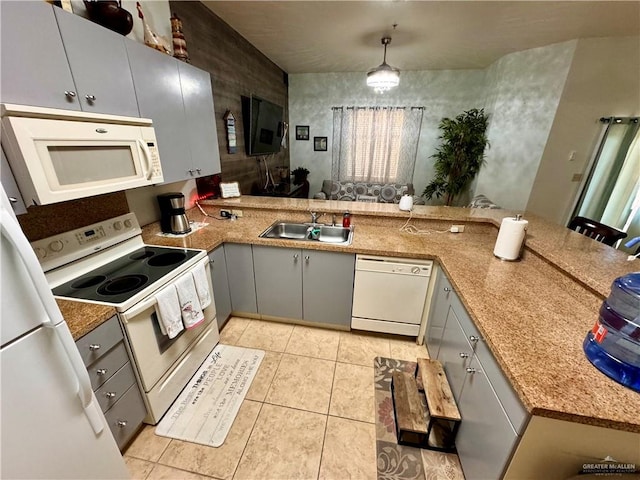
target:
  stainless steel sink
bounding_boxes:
[259,221,354,246]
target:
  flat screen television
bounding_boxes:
[241,95,284,156]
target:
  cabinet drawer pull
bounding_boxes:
[8,197,18,203]
[96,368,108,376]
[443,287,451,292]
[196,168,202,174]
[188,169,194,175]
[64,90,76,98]
[89,344,101,351]
[304,255,310,263]
[116,420,128,428]
[85,94,96,102]
[293,254,299,260]
[466,368,477,374]
[105,392,117,398]
[469,335,480,343]
[459,352,469,358]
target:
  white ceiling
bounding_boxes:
[202,1,640,73]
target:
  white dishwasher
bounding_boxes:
[351,255,433,336]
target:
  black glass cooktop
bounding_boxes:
[52,246,200,305]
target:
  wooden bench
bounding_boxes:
[417,358,461,452]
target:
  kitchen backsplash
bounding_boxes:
[18,192,129,242]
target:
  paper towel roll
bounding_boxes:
[493,216,528,261]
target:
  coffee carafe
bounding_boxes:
[157,193,191,234]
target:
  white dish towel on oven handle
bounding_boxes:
[192,261,211,309]
[155,284,184,339]
[176,273,205,329]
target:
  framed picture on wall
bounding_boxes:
[314,136,327,151]
[295,125,310,140]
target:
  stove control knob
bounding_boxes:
[113,221,123,231]
[49,240,64,252]
[124,219,133,229]
[34,247,47,259]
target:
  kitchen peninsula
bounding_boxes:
[60,196,640,478]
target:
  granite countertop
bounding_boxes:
[58,299,117,341]
[62,197,640,433]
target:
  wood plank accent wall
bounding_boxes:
[169,1,289,195]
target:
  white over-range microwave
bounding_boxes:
[1,104,164,206]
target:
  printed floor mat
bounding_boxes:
[156,344,264,447]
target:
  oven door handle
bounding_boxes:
[120,294,158,321]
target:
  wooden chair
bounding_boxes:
[568,216,627,246]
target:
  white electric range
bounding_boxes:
[32,213,220,424]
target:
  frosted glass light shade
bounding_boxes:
[366,63,400,93]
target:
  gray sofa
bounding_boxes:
[313,180,421,204]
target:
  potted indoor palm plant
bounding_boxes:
[422,109,489,206]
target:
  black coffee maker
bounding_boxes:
[157,193,191,234]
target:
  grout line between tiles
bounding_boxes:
[317,360,337,480]
[231,401,266,480]
[149,461,223,480]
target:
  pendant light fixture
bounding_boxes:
[367,33,400,93]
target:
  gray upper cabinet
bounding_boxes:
[208,246,233,330]
[253,246,303,319]
[0,1,80,110]
[302,250,355,327]
[224,244,257,314]
[177,62,221,181]
[126,40,221,184]
[1,148,27,215]
[125,39,187,181]
[53,7,139,117]
[0,2,138,116]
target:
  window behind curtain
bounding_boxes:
[331,107,423,184]
[572,117,639,232]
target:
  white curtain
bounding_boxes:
[331,107,423,184]
[601,129,640,228]
[577,118,640,230]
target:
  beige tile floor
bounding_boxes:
[124,317,430,480]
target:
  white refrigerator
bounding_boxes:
[0,185,130,479]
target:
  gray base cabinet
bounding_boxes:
[75,316,145,451]
[302,249,355,327]
[456,356,519,480]
[425,268,453,359]
[225,244,258,314]
[438,304,473,401]
[253,245,355,327]
[253,246,303,319]
[208,245,232,329]
[429,271,528,479]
